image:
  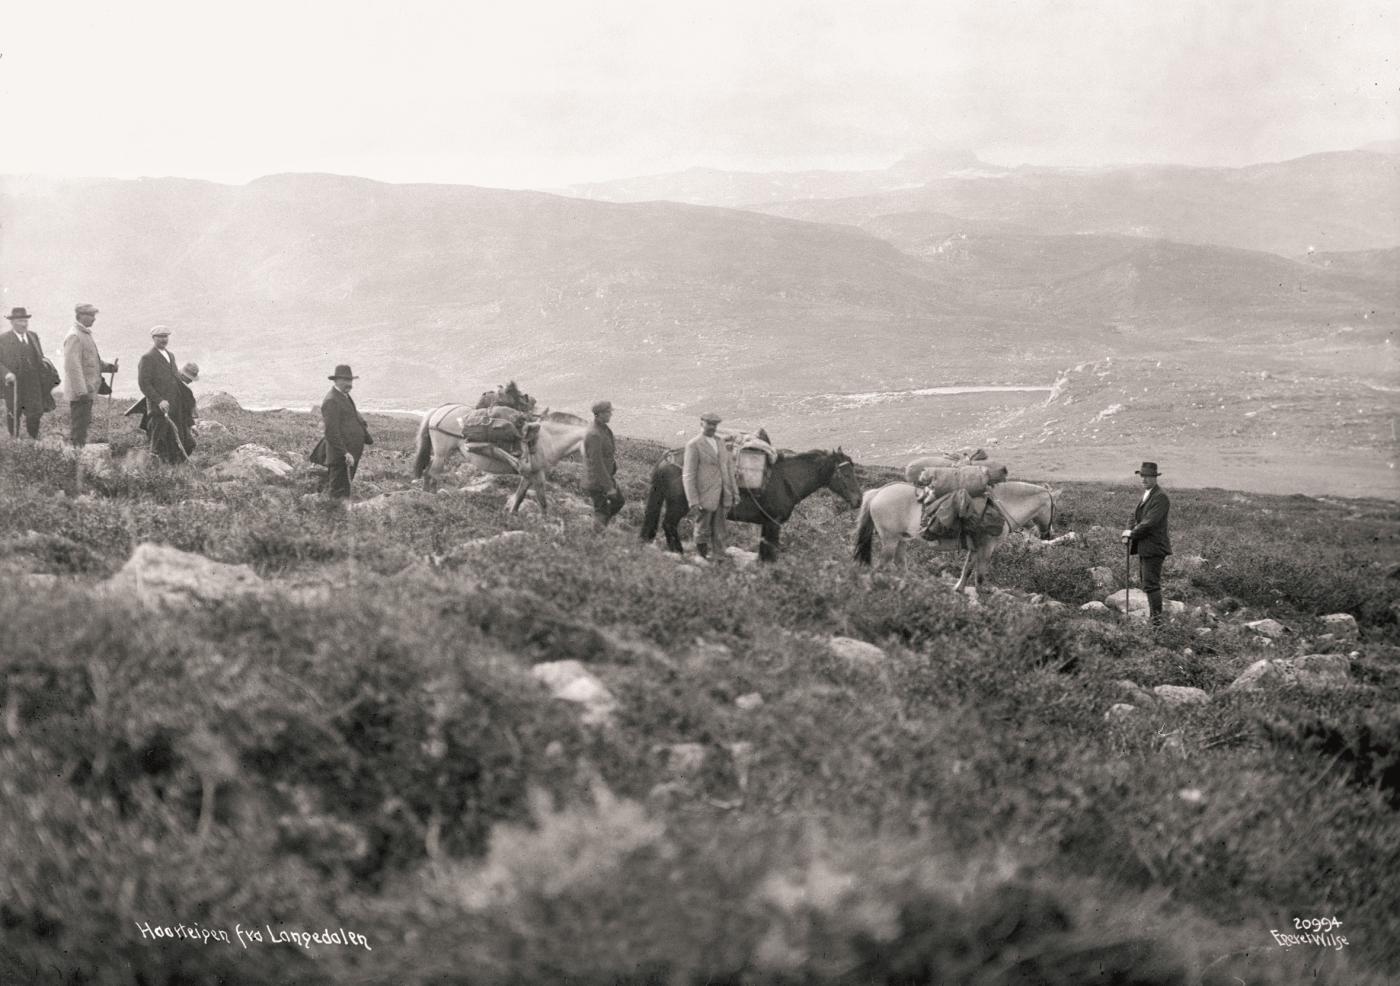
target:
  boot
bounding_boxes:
[697,542,710,559]
[1147,591,1164,627]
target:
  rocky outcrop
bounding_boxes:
[530,660,617,726]
[1226,654,1352,693]
[206,444,294,481]
[105,543,262,609]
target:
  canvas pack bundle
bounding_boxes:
[461,407,523,446]
[735,447,769,490]
[919,465,991,498]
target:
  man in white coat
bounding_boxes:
[682,411,739,561]
[62,303,118,446]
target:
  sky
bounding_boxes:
[2,0,1398,189]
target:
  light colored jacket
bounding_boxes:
[63,323,110,400]
[682,433,739,511]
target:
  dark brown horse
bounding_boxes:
[640,448,862,562]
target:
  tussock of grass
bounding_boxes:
[1,407,1398,984]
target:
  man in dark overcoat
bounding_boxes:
[136,326,193,463]
[0,307,54,439]
[321,364,372,499]
[583,399,624,528]
[1121,461,1172,625]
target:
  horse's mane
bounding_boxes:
[777,448,848,463]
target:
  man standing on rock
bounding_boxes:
[1122,461,1172,625]
[321,365,372,500]
[682,411,739,561]
[63,304,119,447]
[583,400,624,529]
[1,307,55,439]
[136,326,193,464]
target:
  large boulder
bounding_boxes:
[827,636,886,667]
[1245,618,1290,639]
[206,444,294,481]
[105,543,262,609]
[1088,566,1118,592]
[1226,654,1353,693]
[1104,591,1186,620]
[1319,613,1359,641]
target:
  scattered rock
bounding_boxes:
[121,448,157,474]
[1088,566,1117,592]
[459,531,530,550]
[724,546,760,568]
[200,392,243,413]
[1178,788,1205,806]
[1105,703,1137,722]
[1152,685,1209,706]
[1320,613,1358,640]
[1160,732,1188,759]
[1114,680,1156,707]
[193,419,231,437]
[1080,601,1113,618]
[207,444,294,481]
[1174,554,1208,572]
[349,490,425,514]
[530,660,617,726]
[726,741,757,792]
[1226,654,1353,693]
[735,692,764,711]
[657,742,707,778]
[827,636,886,666]
[104,543,262,609]
[1245,618,1289,639]
[1103,591,1185,620]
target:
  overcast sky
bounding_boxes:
[3,0,1397,188]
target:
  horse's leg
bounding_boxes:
[661,497,684,553]
[954,548,974,592]
[508,476,530,513]
[759,520,781,563]
[532,472,548,512]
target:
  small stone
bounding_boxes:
[735,692,764,711]
[1080,601,1113,617]
[1245,618,1289,638]
[828,636,886,665]
[1105,703,1137,721]
[530,661,617,726]
[1178,788,1205,805]
[658,742,707,778]
[1152,685,1209,706]
[1320,613,1358,640]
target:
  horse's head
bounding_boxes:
[826,447,864,509]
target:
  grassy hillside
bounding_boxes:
[1,403,1398,985]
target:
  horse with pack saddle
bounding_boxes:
[855,448,1057,591]
[641,428,863,562]
[411,381,591,513]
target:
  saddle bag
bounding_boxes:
[918,465,990,498]
[735,447,770,490]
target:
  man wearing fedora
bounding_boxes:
[682,411,739,560]
[62,303,119,447]
[136,326,193,463]
[1,307,57,439]
[583,399,624,528]
[1122,461,1172,625]
[321,365,373,500]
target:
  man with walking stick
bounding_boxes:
[63,304,119,447]
[1121,461,1172,627]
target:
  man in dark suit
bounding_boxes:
[0,307,53,439]
[682,411,739,560]
[1122,461,1172,625]
[321,364,372,499]
[583,399,623,528]
[136,326,192,463]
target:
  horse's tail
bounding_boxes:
[640,467,667,543]
[853,493,875,565]
[411,411,433,479]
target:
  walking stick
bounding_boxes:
[1124,539,1132,621]
[104,368,116,443]
[4,378,14,440]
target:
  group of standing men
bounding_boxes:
[1,305,200,464]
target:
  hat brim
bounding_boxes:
[1135,470,1160,476]
[329,375,359,380]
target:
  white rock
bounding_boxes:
[72,444,115,477]
[1226,654,1352,693]
[657,742,708,778]
[1089,566,1117,591]
[1105,703,1137,721]
[1178,788,1205,805]
[207,444,294,481]
[1320,613,1358,639]
[828,636,886,665]
[1175,554,1208,572]
[1245,618,1289,638]
[725,546,760,568]
[200,391,243,412]
[735,692,764,711]
[349,490,425,514]
[1152,685,1209,706]
[193,420,231,437]
[105,542,262,609]
[530,660,617,726]
[1080,601,1113,617]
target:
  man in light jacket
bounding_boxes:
[682,411,739,560]
[62,304,118,446]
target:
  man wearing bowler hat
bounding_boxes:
[682,411,739,560]
[583,399,623,528]
[1121,461,1172,625]
[321,365,373,500]
[0,307,55,439]
[136,325,193,463]
[63,303,119,447]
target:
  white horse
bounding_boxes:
[411,405,590,512]
[852,480,1058,591]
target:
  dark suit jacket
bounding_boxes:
[583,421,617,491]
[1129,486,1172,558]
[0,330,49,410]
[137,347,185,423]
[321,387,371,462]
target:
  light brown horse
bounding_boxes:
[411,406,589,512]
[852,480,1057,591]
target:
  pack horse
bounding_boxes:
[853,480,1057,590]
[412,403,590,512]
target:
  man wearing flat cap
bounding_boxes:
[1122,461,1172,625]
[63,304,119,447]
[682,411,739,560]
[1,307,56,439]
[136,326,194,463]
[321,365,372,500]
[583,399,623,528]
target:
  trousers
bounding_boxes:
[694,507,729,557]
[70,395,94,446]
[1140,555,1165,620]
[588,488,625,526]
